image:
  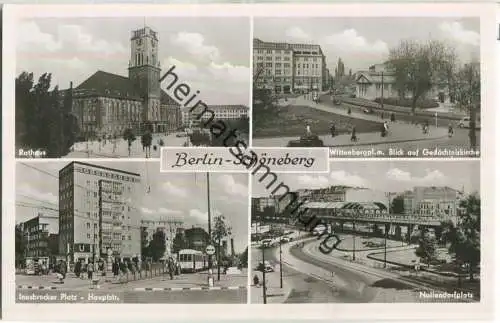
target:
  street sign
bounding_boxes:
[205,245,216,255]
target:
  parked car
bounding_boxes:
[287,135,324,147]
[458,116,481,129]
[257,261,274,273]
[363,107,374,114]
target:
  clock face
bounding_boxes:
[136,39,142,46]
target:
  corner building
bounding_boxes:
[58,161,141,263]
[253,38,328,94]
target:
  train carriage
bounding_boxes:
[178,249,208,273]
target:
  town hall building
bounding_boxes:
[68,26,181,139]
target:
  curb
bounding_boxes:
[133,286,247,292]
[18,286,58,290]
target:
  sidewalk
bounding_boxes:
[254,96,447,147]
[250,270,292,304]
[115,271,247,291]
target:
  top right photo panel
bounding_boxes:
[252,17,481,158]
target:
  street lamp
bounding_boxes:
[259,222,267,304]
[279,238,283,289]
[352,210,356,261]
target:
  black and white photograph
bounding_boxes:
[250,160,480,303]
[15,161,249,303]
[252,18,481,158]
[15,16,250,159]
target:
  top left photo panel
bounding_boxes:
[12,12,251,159]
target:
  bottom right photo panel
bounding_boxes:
[250,160,480,304]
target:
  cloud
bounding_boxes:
[161,181,188,198]
[295,175,330,189]
[171,32,221,62]
[208,62,249,84]
[217,174,248,197]
[17,185,58,205]
[17,21,127,57]
[386,168,447,185]
[439,21,480,47]
[17,21,61,52]
[322,29,389,58]
[330,170,369,188]
[286,27,311,41]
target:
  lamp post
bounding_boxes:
[259,222,267,304]
[206,172,212,270]
[352,211,356,261]
[384,192,395,268]
[279,238,283,289]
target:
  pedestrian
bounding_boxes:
[347,107,352,115]
[390,112,396,122]
[74,261,81,278]
[350,126,357,142]
[253,274,260,286]
[305,122,312,136]
[87,261,93,280]
[383,121,389,137]
[330,123,336,138]
[448,123,454,137]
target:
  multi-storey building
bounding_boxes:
[403,186,463,220]
[141,218,184,258]
[253,38,327,94]
[22,212,59,259]
[181,105,249,128]
[58,161,141,264]
[62,26,181,139]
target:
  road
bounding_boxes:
[254,239,476,303]
[122,289,246,304]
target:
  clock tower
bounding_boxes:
[128,26,161,131]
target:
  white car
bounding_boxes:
[458,117,481,129]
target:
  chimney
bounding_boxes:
[230,238,235,256]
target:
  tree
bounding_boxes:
[15,72,79,157]
[122,128,136,156]
[212,215,232,279]
[239,247,248,268]
[389,40,457,114]
[442,193,480,281]
[415,229,438,267]
[171,232,187,254]
[15,224,27,267]
[141,131,153,158]
[147,230,167,262]
[390,195,405,214]
[455,62,480,150]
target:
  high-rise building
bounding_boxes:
[22,212,59,259]
[58,161,141,263]
[253,38,327,94]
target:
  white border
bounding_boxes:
[2,3,496,321]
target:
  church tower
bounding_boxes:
[128,26,161,132]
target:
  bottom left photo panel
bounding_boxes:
[14,160,249,304]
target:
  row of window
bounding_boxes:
[255,49,292,55]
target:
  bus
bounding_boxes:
[178,249,208,273]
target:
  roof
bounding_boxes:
[356,72,396,84]
[302,201,387,210]
[76,70,142,100]
[161,89,179,106]
[74,70,180,106]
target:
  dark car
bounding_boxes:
[333,99,341,105]
[287,134,324,147]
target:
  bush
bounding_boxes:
[374,97,439,109]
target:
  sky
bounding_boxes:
[15,161,249,253]
[16,17,250,105]
[254,17,480,74]
[252,160,480,197]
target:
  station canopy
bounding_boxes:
[303,201,387,211]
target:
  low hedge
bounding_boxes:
[374,97,439,109]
